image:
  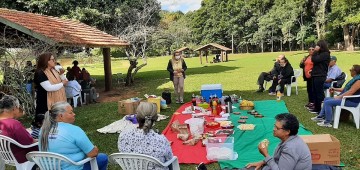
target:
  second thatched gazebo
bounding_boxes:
[195,43,231,64]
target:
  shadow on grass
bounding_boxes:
[91,65,240,91]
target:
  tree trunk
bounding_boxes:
[246,43,249,53]
[289,41,292,51]
[131,63,147,83]
[280,39,283,52]
[125,60,137,86]
[271,29,274,52]
[261,41,264,53]
[343,25,354,51]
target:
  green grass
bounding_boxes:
[5,51,360,169]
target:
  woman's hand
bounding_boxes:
[62,80,68,86]
[258,142,269,157]
[173,71,177,74]
[334,95,342,100]
[246,161,265,170]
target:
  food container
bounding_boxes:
[206,137,237,160]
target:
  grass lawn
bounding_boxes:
[4,51,360,169]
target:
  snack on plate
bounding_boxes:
[240,100,254,107]
[206,121,220,128]
[177,134,189,141]
[238,124,255,130]
[219,121,234,129]
[238,119,246,123]
[240,116,248,119]
[260,139,269,148]
[233,112,241,115]
[215,129,234,136]
[255,114,264,118]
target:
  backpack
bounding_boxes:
[334,72,346,88]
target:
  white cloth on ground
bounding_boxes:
[97,114,169,134]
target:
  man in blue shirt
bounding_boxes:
[324,56,342,89]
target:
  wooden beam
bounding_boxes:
[0,17,57,45]
[205,50,208,63]
[200,51,202,64]
[103,48,112,91]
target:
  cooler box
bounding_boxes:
[201,84,223,102]
[147,97,161,113]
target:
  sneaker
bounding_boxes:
[308,109,319,114]
[306,105,315,111]
[256,88,264,93]
[304,103,314,108]
[317,121,332,127]
[268,92,276,95]
[311,116,324,122]
[180,100,184,104]
[175,99,180,104]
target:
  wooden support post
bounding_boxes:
[205,50,208,63]
[200,51,203,64]
[103,48,112,91]
[226,52,228,62]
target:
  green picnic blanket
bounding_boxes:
[218,100,312,169]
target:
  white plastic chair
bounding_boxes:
[285,69,302,96]
[333,95,360,129]
[325,73,348,97]
[65,86,82,108]
[109,153,180,170]
[26,151,98,170]
[0,135,37,170]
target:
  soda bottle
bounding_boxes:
[191,94,196,111]
[276,91,281,102]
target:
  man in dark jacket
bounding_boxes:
[269,57,294,95]
[256,55,284,92]
[308,40,331,113]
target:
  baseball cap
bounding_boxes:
[330,56,337,61]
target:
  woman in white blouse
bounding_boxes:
[118,102,173,170]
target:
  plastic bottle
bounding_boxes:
[276,91,281,102]
[191,94,196,111]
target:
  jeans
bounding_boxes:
[318,97,359,124]
[312,76,326,112]
[83,153,108,170]
[323,82,331,89]
[270,78,292,93]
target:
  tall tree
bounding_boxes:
[113,0,161,86]
[331,0,360,51]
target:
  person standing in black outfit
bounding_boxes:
[308,40,330,113]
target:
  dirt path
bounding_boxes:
[96,86,141,103]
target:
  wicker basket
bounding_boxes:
[240,106,254,110]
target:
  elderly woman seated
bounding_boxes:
[0,94,38,164]
[118,102,173,169]
[39,102,108,170]
[312,64,360,127]
[246,113,312,170]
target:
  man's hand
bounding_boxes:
[246,161,265,170]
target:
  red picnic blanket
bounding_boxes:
[162,102,223,164]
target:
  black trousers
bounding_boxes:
[270,78,292,93]
[306,79,315,103]
[312,76,326,112]
[257,72,272,87]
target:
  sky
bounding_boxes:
[159,0,202,13]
